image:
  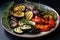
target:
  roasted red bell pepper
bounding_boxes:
[35,24,50,32]
[32,16,44,23]
[49,20,55,28]
[40,25,50,32]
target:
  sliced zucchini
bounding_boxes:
[20,18,35,26]
[18,21,24,26]
[28,21,36,26]
[20,25,31,30]
[14,27,23,33]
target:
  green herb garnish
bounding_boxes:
[2,1,14,29]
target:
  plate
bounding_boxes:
[1,2,59,38]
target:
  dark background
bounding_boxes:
[0,0,60,40]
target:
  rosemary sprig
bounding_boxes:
[2,1,14,29]
[24,0,32,5]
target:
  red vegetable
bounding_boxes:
[35,24,41,28]
[40,25,50,32]
[32,16,44,23]
[35,24,50,32]
[45,21,49,24]
[49,20,55,28]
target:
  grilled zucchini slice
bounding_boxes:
[14,27,23,33]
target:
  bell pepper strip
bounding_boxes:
[34,24,50,32]
[40,25,50,32]
[34,24,41,28]
[48,20,55,28]
[32,16,45,24]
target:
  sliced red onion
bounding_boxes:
[33,10,40,15]
[27,5,35,11]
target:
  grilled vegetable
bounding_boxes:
[28,21,36,26]
[13,11,24,17]
[10,16,17,22]
[26,5,35,11]
[3,1,56,34]
[25,11,33,20]
[42,10,57,20]
[40,25,50,32]
[32,16,44,23]
[13,4,25,11]
[33,10,40,15]
[49,20,55,28]
[14,27,23,33]
[43,15,54,21]
[11,21,17,28]
[18,21,24,26]
[35,24,41,28]
[35,24,50,32]
[21,18,36,26]
[20,25,31,30]
[49,15,54,20]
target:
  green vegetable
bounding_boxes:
[2,1,14,29]
[14,27,23,33]
[28,21,36,26]
[20,18,36,26]
[20,25,31,30]
[24,0,31,5]
[35,4,48,12]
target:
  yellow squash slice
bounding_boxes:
[13,4,25,11]
[25,11,33,20]
[13,11,24,17]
